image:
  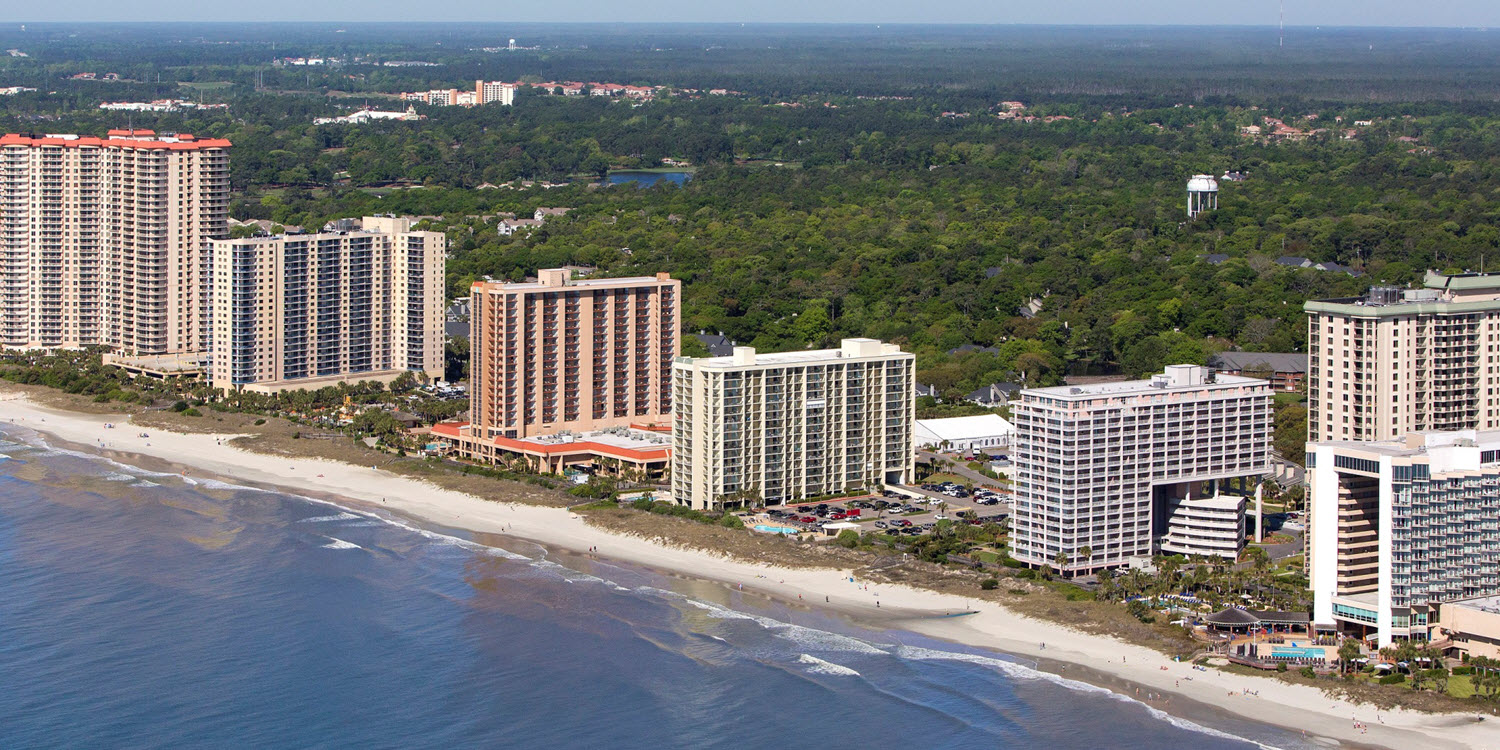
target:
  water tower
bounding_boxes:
[508,38,517,51]
[1187,174,1219,219]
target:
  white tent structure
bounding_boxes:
[914,414,1015,453]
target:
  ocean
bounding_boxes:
[0,425,1310,749]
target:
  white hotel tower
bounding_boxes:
[1010,365,1272,574]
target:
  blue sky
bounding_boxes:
[19,1,1500,26]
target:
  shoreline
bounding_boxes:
[1,394,1493,750]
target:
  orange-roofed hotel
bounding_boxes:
[437,268,680,479]
[0,130,230,354]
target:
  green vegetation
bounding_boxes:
[9,28,1500,396]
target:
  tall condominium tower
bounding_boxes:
[0,129,230,354]
[671,338,916,511]
[469,268,680,439]
[1305,272,1500,443]
[208,216,445,392]
[1307,430,1500,647]
[1010,365,1272,574]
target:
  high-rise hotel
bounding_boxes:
[671,338,916,510]
[1305,272,1500,443]
[1305,271,1500,647]
[0,129,230,354]
[208,216,445,392]
[469,268,680,439]
[1010,365,1272,573]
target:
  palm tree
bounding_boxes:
[1079,546,1093,568]
[1054,550,1070,575]
[1338,639,1363,674]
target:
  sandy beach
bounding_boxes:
[2,393,1494,750]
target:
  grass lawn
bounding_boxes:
[1273,392,1306,406]
[177,81,234,90]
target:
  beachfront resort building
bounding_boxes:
[670,338,916,511]
[1307,430,1500,648]
[1305,272,1500,443]
[467,268,680,439]
[207,216,445,392]
[1009,365,1272,573]
[434,268,679,478]
[0,129,230,354]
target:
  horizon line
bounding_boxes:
[4,21,1497,30]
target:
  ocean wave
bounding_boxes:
[298,512,362,524]
[19,438,178,479]
[103,472,135,482]
[892,645,1276,749]
[528,558,610,584]
[321,537,362,550]
[130,480,159,488]
[796,653,861,677]
[682,598,888,655]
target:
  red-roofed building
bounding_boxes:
[1,129,231,353]
[432,421,671,478]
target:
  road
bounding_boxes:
[918,450,1010,489]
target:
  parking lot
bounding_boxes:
[753,481,1011,538]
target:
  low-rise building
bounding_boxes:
[1208,351,1308,393]
[914,414,1015,454]
[433,422,670,480]
[672,338,915,510]
[1436,595,1500,660]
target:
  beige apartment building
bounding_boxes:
[469,268,680,439]
[671,338,916,511]
[0,129,230,354]
[208,216,445,392]
[1305,272,1500,443]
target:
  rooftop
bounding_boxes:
[916,414,1016,441]
[475,267,673,292]
[1450,594,1500,615]
[514,427,669,453]
[1021,365,1266,400]
[1209,351,1308,374]
[677,338,907,369]
[1310,428,1500,473]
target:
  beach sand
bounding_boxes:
[2,393,1494,750]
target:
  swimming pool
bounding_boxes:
[1271,646,1324,660]
[753,524,801,535]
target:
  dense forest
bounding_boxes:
[3,24,1500,400]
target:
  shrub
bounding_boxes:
[631,497,654,511]
[719,514,744,529]
[169,400,189,413]
[1277,662,1287,673]
[254,418,266,426]
[1378,673,1406,685]
[93,393,110,403]
[180,407,202,417]
[980,578,999,590]
[1300,666,1316,678]
[835,529,860,548]
[1008,588,1029,596]
[1453,666,1474,676]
